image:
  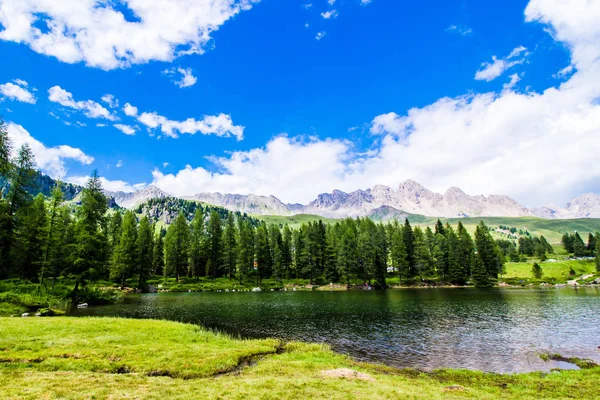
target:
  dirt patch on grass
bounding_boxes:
[321,368,374,381]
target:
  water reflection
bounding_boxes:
[71,288,600,373]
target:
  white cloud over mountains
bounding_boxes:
[152,0,600,206]
[0,0,259,70]
[0,80,36,104]
[6,122,93,178]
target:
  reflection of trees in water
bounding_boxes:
[72,289,600,372]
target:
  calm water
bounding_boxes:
[71,288,600,373]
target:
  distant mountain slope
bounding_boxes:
[104,179,600,220]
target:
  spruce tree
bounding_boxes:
[222,213,237,280]
[16,193,47,280]
[136,216,153,290]
[532,262,543,279]
[236,217,254,284]
[390,221,408,282]
[164,212,189,282]
[41,186,64,284]
[586,233,596,256]
[471,254,491,287]
[281,225,293,279]
[71,171,108,299]
[206,211,223,279]
[189,209,206,278]
[572,232,586,257]
[111,211,138,289]
[402,218,416,276]
[153,229,165,277]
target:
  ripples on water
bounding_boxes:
[71,287,600,373]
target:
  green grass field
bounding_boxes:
[1,317,599,399]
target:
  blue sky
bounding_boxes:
[0,0,598,207]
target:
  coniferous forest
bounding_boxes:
[1,119,599,300]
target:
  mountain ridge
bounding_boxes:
[106,180,600,219]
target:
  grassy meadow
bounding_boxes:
[1,317,599,399]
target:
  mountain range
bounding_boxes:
[105,179,600,219]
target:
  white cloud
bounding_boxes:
[162,162,170,168]
[163,67,198,88]
[0,0,259,70]
[152,136,350,203]
[361,0,372,5]
[67,176,146,193]
[123,103,138,117]
[446,24,472,36]
[328,0,336,5]
[302,3,313,9]
[48,86,117,120]
[6,122,93,178]
[555,65,574,79]
[475,45,528,81]
[12,79,28,87]
[114,124,136,136]
[502,73,522,91]
[151,0,600,207]
[0,80,36,104]
[321,10,338,19]
[137,111,244,140]
[101,94,118,108]
[116,160,123,168]
[316,31,327,40]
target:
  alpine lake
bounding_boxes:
[70,287,600,373]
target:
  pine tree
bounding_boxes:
[471,254,491,287]
[108,211,123,256]
[413,226,432,280]
[71,171,108,299]
[402,218,416,276]
[136,216,153,290]
[532,262,543,279]
[255,222,271,285]
[337,220,358,286]
[189,209,205,278]
[474,221,503,279]
[586,233,596,256]
[40,186,64,284]
[222,213,237,280]
[373,223,388,289]
[153,229,165,277]
[206,211,223,279]
[15,193,47,280]
[281,225,293,279]
[164,212,189,282]
[572,232,586,257]
[561,233,574,253]
[0,119,11,179]
[446,226,465,284]
[111,211,138,289]
[236,217,254,284]
[390,221,408,282]
[0,144,37,273]
[457,221,474,278]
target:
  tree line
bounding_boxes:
[2,120,599,297]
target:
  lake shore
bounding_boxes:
[1,317,599,399]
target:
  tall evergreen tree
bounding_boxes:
[586,233,596,256]
[40,186,64,284]
[255,222,271,284]
[0,144,37,274]
[471,254,491,287]
[111,211,138,289]
[15,193,47,280]
[572,232,586,257]
[236,217,254,284]
[71,171,108,299]
[281,225,293,279]
[206,211,223,279]
[153,228,166,277]
[164,212,189,282]
[189,209,206,278]
[390,221,409,282]
[222,213,237,280]
[136,216,153,290]
[402,218,416,276]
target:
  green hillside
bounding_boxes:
[256,213,600,244]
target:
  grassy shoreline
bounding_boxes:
[1,317,599,399]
